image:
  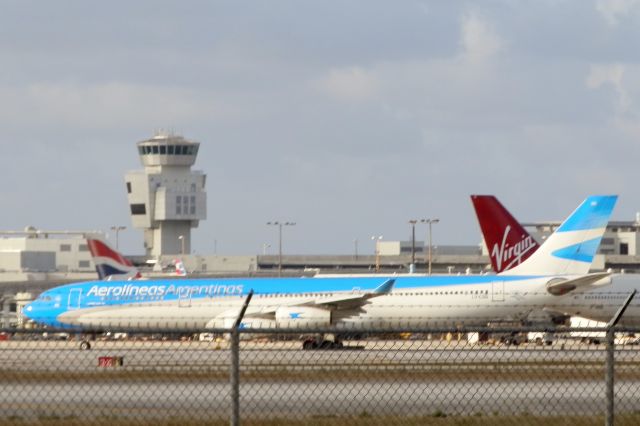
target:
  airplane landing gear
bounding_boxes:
[302,334,344,350]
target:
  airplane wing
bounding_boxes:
[243,278,396,316]
[546,272,611,296]
[313,278,395,308]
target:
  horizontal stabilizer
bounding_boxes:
[546,272,611,296]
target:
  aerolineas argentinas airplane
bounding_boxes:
[24,195,617,347]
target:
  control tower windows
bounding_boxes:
[130,204,146,215]
[137,144,199,156]
[190,196,196,214]
[176,196,182,214]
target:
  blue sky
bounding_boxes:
[1,1,639,255]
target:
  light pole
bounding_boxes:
[178,235,185,255]
[422,219,439,275]
[110,226,126,250]
[408,220,423,271]
[262,243,271,255]
[267,221,296,277]
[353,239,359,261]
[371,235,383,272]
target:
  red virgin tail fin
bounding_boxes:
[470,195,539,273]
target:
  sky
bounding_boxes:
[1,0,640,256]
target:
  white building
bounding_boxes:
[0,228,99,275]
[125,133,207,257]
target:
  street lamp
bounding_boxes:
[408,220,427,272]
[267,221,296,277]
[178,235,185,255]
[353,238,359,261]
[371,235,383,272]
[110,226,126,250]
[421,219,440,275]
[262,243,271,255]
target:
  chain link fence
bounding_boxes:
[1,325,639,425]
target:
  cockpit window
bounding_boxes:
[38,295,52,302]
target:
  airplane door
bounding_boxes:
[178,290,191,308]
[492,281,505,302]
[68,289,82,310]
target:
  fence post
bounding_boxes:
[230,290,253,426]
[605,328,614,426]
[604,289,636,426]
[230,327,240,426]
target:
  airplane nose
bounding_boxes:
[23,302,38,321]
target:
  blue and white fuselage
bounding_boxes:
[25,275,562,330]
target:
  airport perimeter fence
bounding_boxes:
[1,325,640,426]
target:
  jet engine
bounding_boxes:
[275,306,331,328]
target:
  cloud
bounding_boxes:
[319,67,379,102]
[586,63,631,112]
[459,12,505,62]
[0,82,250,130]
[596,0,640,26]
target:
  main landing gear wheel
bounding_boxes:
[79,341,92,350]
[302,338,343,350]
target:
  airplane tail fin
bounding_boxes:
[471,195,540,273]
[500,195,617,276]
[86,238,142,280]
[174,259,187,277]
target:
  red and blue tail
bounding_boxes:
[86,238,142,280]
[473,195,617,276]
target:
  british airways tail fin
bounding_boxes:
[471,195,540,273]
[500,195,617,276]
[86,238,142,280]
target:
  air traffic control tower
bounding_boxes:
[125,133,207,256]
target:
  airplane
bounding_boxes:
[87,238,142,281]
[471,194,640,326]
[24,195,617,349]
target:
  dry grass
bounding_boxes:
[2,361,640,383]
